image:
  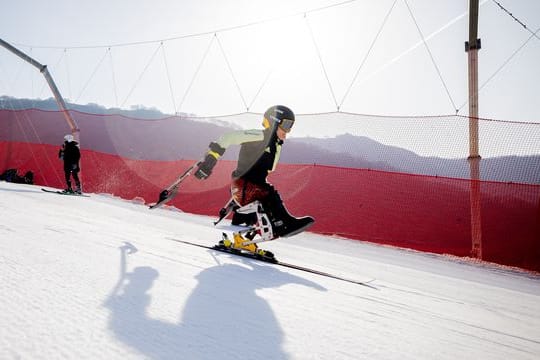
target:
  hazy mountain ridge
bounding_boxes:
[293,134,540,183]
[0,96,175,119]
[1,97,538,183]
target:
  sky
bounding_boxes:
[1,0,539,157]
[1,180,540,359]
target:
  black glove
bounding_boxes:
[194,153,218,179]
[194,142,225,180]
[71,163,79,171]
[158,189,170,202]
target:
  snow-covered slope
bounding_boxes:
[1,181,539,359]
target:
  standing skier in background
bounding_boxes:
[59,134,82,194]
[194,105,314,254]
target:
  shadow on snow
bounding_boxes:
[104,242,326,360]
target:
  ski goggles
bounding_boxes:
[278,118,295,133]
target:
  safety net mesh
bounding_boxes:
[1,108,539,271]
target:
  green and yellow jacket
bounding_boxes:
[214,128,282,184]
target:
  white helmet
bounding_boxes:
[64,134,74,143]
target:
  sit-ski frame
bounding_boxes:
[216,199,275,246]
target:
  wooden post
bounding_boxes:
[466,0,482,259]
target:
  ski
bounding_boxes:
[165,237,377,288]
[41,188,90,197]
[149,159,202,209]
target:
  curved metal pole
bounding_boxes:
[0,38,80,140]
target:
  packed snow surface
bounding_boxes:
[1,181,539,359]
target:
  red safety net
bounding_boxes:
[1,109,539,271]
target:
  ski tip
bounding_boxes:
[359,280,379,290]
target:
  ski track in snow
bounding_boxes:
[1,181,539,359]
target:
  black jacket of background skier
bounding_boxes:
[60,141,81,171]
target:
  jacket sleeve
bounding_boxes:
[74,145,81,163]
[215,129,264,149]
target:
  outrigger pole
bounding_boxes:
[0,38,80,139]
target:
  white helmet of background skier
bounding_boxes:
[262,105,295,133]
[64,134,74,143]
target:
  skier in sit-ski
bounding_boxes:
[194,105,314,256]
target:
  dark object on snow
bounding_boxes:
[0,168,34,184]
